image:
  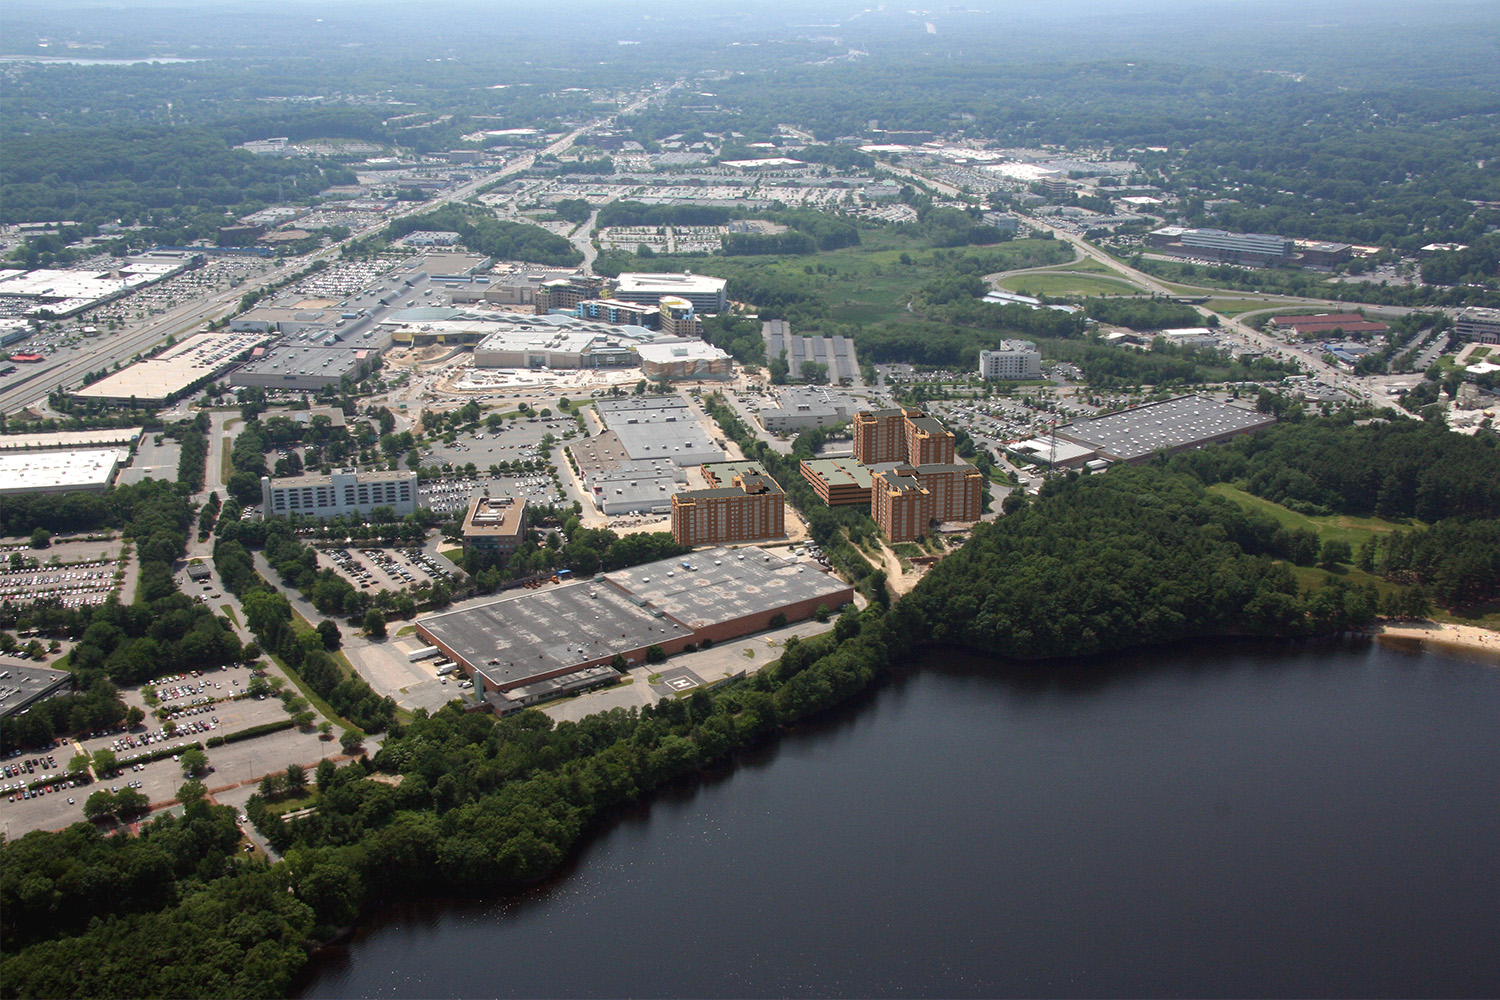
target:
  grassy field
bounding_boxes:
[615,233,1074,329]
[1209,484,1420,549]
[999,271,1145,297]
[1207,297,1292,318]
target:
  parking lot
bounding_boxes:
[0,536,125,610]
[0,660,354,837]
[319,545,458,593]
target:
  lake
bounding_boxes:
[300,637,1500,998]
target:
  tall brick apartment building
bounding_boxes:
[670,463,786,546]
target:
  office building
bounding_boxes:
[671,464,786,546]
[614,272,728,313]
[461,496,528,562]
[1147,227,1292,266]
[979,341,1042,381]
[758,387,854,433]
[261,468,417,519]
[1455,307,1500,345]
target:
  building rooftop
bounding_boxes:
[266,468,414,489]
[0,663,73,719]
[802,457,873,488]
[463,496,526,538]
[636,341,732,365]
[72,331,269,402]
[604,546,851,631]
[1056,396,1275,462]
[419,580,694,689]
[232,345,371,381]
[0,448,125,495]
[0,428,142,452]
[615,272,728,297]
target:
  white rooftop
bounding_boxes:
[0,448,125,494]
[636,341,731,364]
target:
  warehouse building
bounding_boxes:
[1055,395,1275,464]
[0,448,129,496]
[261,468,417,519]
[567,430,686,514]
[1268,313,1389,339]
[230,345,379,391]
[416,546,852,712]
[671,463,786,546]
[0,664,75,720]
[72,331,269,405]
[0,428,142,452]
[594,396,724,467]
[757,387,853,433]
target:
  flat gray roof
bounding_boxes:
[0,663,73,718]
[609,419,722,466]
[419,580,693,688]
[605,546,852,630]
[1057,395,1275,461]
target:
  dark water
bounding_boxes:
[300,639,1500,999]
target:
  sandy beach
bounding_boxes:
[1374,621,1500,663]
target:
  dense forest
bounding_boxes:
[381,205,581,267]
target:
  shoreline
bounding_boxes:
[1373,621,1500,663]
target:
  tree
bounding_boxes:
[339,730,365,755]
[259,772,287,799]
[92,749,118,776]
[82,789,116,820]
[285,763,308,791]
[113,787,148,816]
[363,609,387,638]
[316,619,342,650]
[315,758,337,791]
[125,706,145,729]
[180,747,208,777]
[30,527,51,549]
[318,721,334,740]
[1319,539,1353,569]
[177,779,207,805]
[645,644,667,664]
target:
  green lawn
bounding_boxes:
[1207,297,1290,318]
[616,234,1074,330]
[220,605,240,627]
[999,271,1145,297]
[1209,483,1420,549]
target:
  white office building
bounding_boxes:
[1455,307,1500,345]
[979,341,1043,381]
[261,469,417,519]
[613,273,728,313]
